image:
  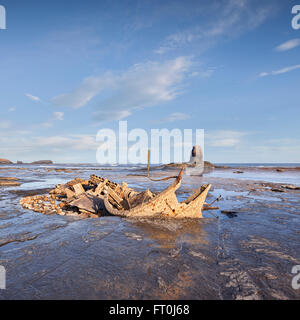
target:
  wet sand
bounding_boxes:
[0,165,299,299]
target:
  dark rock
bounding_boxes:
[31,160,53,164]
[0,158,12,164]
[221,210,238,218]
[165,161,214,168]
[160,146,215,171]
[204,161,215,168]
[271,188,285,193]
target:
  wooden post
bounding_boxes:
[147,149,151,177]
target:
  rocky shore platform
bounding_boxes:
[0,164,299,299]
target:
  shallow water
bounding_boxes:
[0,164,299,299]
[207,168,300,186]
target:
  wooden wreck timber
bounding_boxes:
[20,169,212,219]
[104,168,211,218]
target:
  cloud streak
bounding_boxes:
[53,112,64,121]
[154,0,273,55]
[52,56,192,121]
[259,64,300,77]
[52,75,115,109]
[275,39,300,52]
[206,130,247,147]
[26,93,41,102]
[154,112,190,124]
[0,120,11,130]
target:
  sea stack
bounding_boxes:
[186,145,204,176]
[189,145,203,165]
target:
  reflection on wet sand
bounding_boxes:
[131,218,209,249]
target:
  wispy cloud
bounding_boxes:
[8,107,16,112]
[26,93,41,102]
[238,138,300,163]
[154,0,273,55]
[34,135,98,151]
[259,64,300,77]
[155,112,190,124]
[207,137,300,163]
[36,112,64,128]
[275,39,300,52]
[206,130,247,147]
[52,75,114,109]
[189,67,216,78]
[53,112,64,121]
[0,120,11,130]
[40,122,53,128]
[0,131,99,162]
[52,56,192,122]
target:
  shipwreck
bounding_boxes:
[20,167,212,219]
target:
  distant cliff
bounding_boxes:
[31,160,53,164]
[0,158,12,164]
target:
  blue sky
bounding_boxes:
[0,0,300,163]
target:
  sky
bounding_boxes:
[0,0,300,163]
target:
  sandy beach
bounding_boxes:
[0,164,299,300]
